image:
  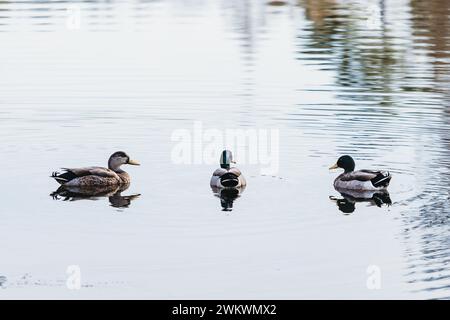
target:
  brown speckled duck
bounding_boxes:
[51,151,140,187]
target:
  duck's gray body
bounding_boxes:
[334,170,391,191]
[210,167,246,188]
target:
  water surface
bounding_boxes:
[1,0,450,299]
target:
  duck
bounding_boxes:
[329,155,391,191]
[51,151,140,188]
[210,150,246,188]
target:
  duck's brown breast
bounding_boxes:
[118,171,131,185]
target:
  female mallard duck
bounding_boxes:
[210,150,246,188]
[51,151,140,187]
[329,155,391,191]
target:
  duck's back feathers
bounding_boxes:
[62,167,118,178]
[52,167,120,186]
[210,167,246,188]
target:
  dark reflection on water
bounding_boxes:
[299,0,397,92]
[1,0,450,298]
[0,275,7,288]
[330,190,392,215]
[51,185,141,209]
[211,186,246,212]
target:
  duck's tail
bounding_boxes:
[371,171,391,188]
[51,170,76,185]
[220,172,239,188]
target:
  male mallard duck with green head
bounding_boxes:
[329,155,391,191]
[210,150,246,188]
[51,151,140,188]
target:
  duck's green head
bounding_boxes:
[108,151,140,170]
[220,150,236,169]
[330,155,355,173]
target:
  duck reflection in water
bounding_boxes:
[211,186,246,212]
[330,189,392,214]
[51,184,140,209]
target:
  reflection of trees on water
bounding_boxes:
[400,0,450,297]
[295,0,450,297]
[298,0,400,95]
[410,0,450,83]
[295,0,403,156]
[298,0,450,297]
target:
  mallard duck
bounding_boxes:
[210,150,246,188]
[329,155,391,191]
[51,151,140,187]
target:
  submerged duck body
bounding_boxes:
[210,150,246,188]
[51,151,140,188]
[330,155,391,191]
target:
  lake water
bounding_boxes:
[1,0,450,299]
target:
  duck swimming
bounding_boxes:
[51,151,140,187]
[210,150,246,188]
[329,155,391,191]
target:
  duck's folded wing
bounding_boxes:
[340,170,378,182]
[228,167,242,177]
[213,168,228,176]
[341,170,391,188]
[62,167,118,178]
[212,168,242,177]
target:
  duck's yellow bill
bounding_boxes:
[329,163,339,170]
[128,159,140,166]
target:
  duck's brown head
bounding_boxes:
[108,151,140,171]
